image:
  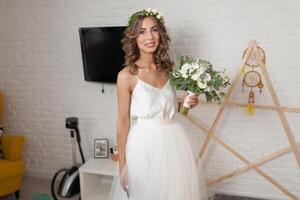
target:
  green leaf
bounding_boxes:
[205,93,212,102]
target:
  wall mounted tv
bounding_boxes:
[79,26,126,83]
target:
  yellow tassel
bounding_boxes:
[247,102,251,114]
[246,91,255,115]
[247,103,256,115]
[242,66,246,76]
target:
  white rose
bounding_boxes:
[159,12,164,17]
[152,9,157,14]
[191,72,200,81]
[191,69,203,82]
[191,63,198,70]
[191,63,199,74]
[204,73,211,82]
[157,14,161,19]
[197,81,207,89]
[146,8,151,12]
[180,68,188,78]
[181,63,190,71]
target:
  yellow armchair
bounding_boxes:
[0,134,26,199]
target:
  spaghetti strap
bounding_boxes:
[134,75,140,80]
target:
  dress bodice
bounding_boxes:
[130,76,177,120]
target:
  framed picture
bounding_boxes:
[94,139,109,158]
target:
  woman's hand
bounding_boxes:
[184,92,199,109]
[119,164,129,193]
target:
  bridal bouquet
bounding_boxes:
[169,54,230,115]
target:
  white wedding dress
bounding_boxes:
[109,76,208,200]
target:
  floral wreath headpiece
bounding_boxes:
[127,8,165,27]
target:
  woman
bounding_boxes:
[109,8,208,200]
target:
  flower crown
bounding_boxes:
[127,8,165,27]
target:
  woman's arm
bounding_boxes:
[116,68,132,173]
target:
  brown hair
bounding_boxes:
[121,15,174,75]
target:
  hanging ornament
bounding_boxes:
[247,90,255,114]
[241,45,266,115]
[242,46,266,68]
[242,70,264,115]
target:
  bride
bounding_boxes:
[109,8,208,200]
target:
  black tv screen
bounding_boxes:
[79,26,126,83]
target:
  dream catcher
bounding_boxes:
[242,47,265,114]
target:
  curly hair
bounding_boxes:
[121,15,174,75]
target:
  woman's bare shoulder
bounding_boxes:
[118,67,132,80]
[117,66,135,87]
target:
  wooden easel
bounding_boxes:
[180,41,300,199]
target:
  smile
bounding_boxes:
[145,42,156,48]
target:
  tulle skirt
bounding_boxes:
[109,118,208,200]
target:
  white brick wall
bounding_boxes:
[0,0,299,199]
